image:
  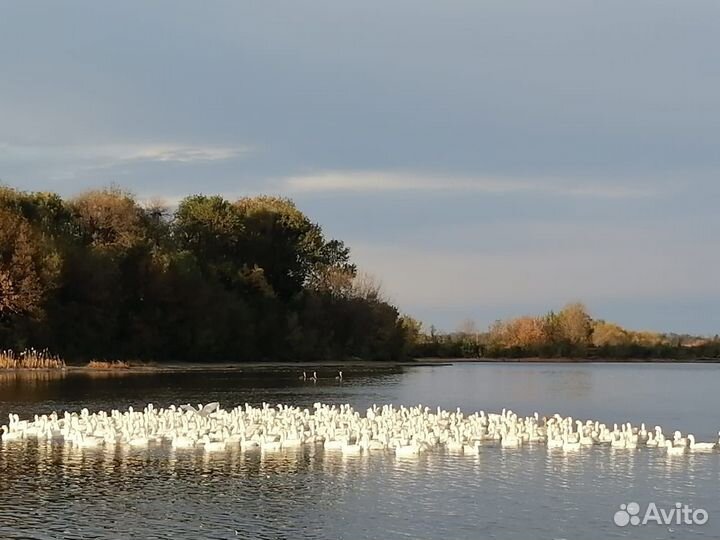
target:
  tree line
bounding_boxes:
[412,303,720,359]
[0,186,413,362]
[2,185,716,364]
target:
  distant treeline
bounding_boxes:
[0,186,413,362]
[412,303,720,360]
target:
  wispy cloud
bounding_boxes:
[0,141,252,181]
[0,142,251,164]
[282,170,660,199]
[102,144,249,164]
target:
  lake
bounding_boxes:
[1,362,719,539]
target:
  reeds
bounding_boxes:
[0,348,66,369]
[87,360,130,369]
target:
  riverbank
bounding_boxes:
[418,356,720,364]
[4,356,720,374]
[0,359,452,374]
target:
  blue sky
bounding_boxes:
[1,1,719,333]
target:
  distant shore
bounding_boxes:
[418,357,720,364]
[3,357,720,375]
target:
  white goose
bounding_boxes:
[665,440,686,456]
[500,428,522,448]
[687,434,715,452]
[645,432,658,447]
[673,431,688,448]
[202,435,226,452]
[395,443,422,457]
[171,435,196,449]
[342,438,362,454]
[73,431,104,448]
[3,401,717,463]
[260,434,282,452]
[0,425,23,441]
[562,433,581,452]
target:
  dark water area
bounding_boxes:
[1,362,719,539]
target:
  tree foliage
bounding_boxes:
[0,186,410,362]
[0,208,60,320]
[412,302,720,360]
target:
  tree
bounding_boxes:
[592,321,629,347]
[0,208,59,320]
[457,318,478,336]
[0,186,415,362]
[308,266,355,298]
[234,196,354,298]
[350,272,384,301]
[400,315,423,344]
[70,188,147,250]
[557,302,593,345]
[175,195,241,256]
[508,316,546,348]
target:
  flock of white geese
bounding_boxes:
[1,402,718,457]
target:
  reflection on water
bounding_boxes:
[1,362,720,539]
[2,437,718,540]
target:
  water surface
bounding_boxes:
[1,362,718,539]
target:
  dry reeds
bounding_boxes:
[87,360,130,369]
[0,348,66,369]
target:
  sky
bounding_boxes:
[1,1,719,334]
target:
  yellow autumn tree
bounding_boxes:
[0,208,59,318]
[592,321,629,346]
[490,316,546,348]
[557,302,593,345]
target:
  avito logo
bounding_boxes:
[614,502,708,527]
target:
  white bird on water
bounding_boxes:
[665,440,686,456]
[1,402,717,463]
[687,434,715,451]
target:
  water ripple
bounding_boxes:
[2,364,720,539]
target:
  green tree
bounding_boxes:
[234,196,354,298]
[0,186,414,363]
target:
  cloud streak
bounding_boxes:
[1,142,252,163]
[282,170,660,199]
[0,142,252,176]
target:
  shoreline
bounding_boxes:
[2,356,720,374]
[418,357,720,364]
[0,359,453,374]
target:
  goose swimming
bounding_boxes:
[687,434,715,451]
[1,402,717,464]
[665,440,686,456]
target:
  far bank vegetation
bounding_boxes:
[412,302,720,360]
[86,360,130,369]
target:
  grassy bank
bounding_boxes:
[0,349,65,369]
